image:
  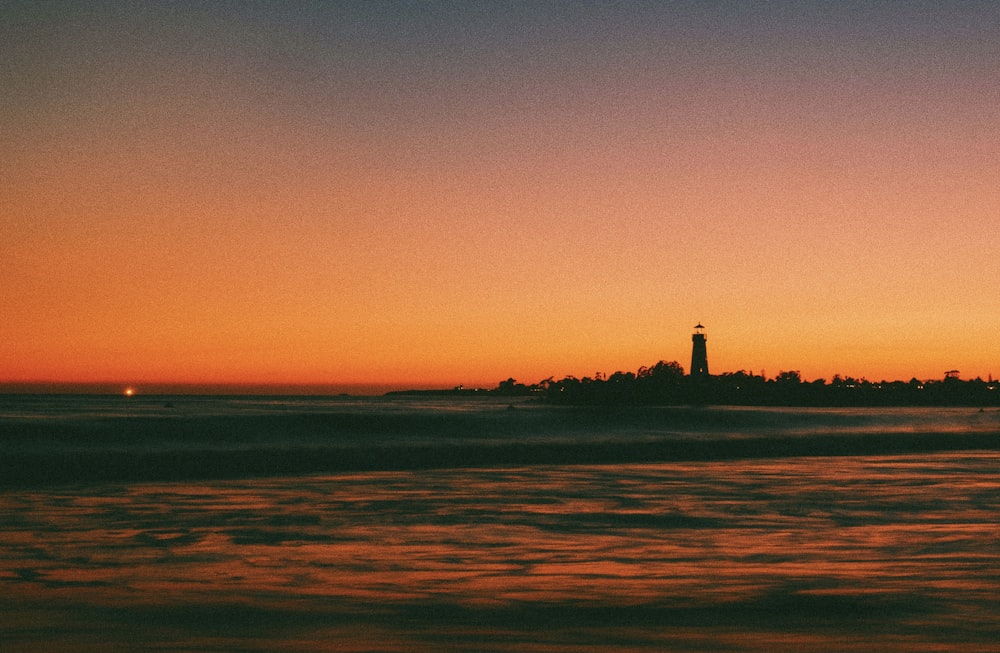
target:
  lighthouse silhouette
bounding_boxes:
[690,323,709,377]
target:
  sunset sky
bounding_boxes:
[3,1,998,391]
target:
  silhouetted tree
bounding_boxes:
[530,360,1000,407]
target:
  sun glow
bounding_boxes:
[1,2,997,389]
[124,387,135,397]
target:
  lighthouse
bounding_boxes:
[691,323,709,378]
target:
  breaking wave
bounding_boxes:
[1,397,998,486]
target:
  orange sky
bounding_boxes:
[3,2,999,391]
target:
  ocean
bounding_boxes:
[1,395,998,651]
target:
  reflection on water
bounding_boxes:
[2,453,999,651]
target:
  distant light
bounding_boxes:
[124,387,135,397]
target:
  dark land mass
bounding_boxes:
[463,362,1000,407]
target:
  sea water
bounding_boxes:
[1,395,998,651]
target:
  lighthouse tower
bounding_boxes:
[691,323,709,378]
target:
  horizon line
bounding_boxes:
[2,369,996,396]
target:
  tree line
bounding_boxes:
[494,363,1000,407]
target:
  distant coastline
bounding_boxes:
[4,364,999,407]
[396,363,1000,408]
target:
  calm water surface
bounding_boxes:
[3,456,999,651]
[1,398,998,651]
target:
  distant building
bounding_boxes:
[691,323,709,378]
